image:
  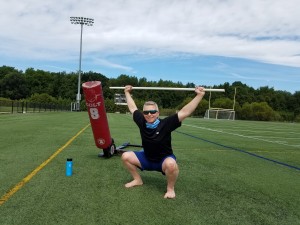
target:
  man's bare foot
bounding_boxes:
[125,179,143,188]
[164,190,176,199]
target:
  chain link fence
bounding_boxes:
[0,100,70,114]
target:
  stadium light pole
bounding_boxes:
[70,17,94,111]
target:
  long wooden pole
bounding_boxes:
[110,87,225,92]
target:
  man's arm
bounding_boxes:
[124,85,138,114]
[177,86,205,122]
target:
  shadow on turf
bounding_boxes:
[139,174,167,192]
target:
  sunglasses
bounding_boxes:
[143,110,158,115]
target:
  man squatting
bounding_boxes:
[121,85,205,199]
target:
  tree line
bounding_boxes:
[0,65,299,122]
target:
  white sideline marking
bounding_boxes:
[182,124,300,149]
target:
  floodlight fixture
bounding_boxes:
[70,17,94,26]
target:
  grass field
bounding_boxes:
[0,112,299,225]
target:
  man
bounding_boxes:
[122,85,205,199]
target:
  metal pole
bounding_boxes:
[76,23,83,111]
[70,17,94,111]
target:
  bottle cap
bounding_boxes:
[67,158,73,161]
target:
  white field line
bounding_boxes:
[228,129,299,135]
[250,136,299,139]
[210,126,299,134]
[182,124,300,149]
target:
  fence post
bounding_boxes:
[16,101,20,113]
[21,102,23,113]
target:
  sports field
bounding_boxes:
[0,112,299,225]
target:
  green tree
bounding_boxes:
[241,102,280,121]
[28,93,56,104]
[0,66,20,80]
[212,97,234,109]
[176,97,208,117]
[1,65,300,121]
[25,68,53,96]
[0,71,28,99]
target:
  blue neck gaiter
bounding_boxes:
[146,119,160,129]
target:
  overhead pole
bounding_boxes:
[109,87,225,92]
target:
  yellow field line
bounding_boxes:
[0,123,90,206]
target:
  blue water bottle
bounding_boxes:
[66,158,73,176]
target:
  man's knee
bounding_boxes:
[121,151,132,162]
[122,152,142,169]
[122,151,140,165]
[163,158,178,174]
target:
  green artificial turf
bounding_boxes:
[0,112,299,225]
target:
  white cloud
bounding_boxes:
[0,0,300,68]
[92,57,134,72]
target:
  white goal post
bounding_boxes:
[204,87,236,120]
[204,108,235,120]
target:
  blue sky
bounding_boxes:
[1,0,300,93]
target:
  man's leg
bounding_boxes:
[162,157,179,199]
[121,151,143,188]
